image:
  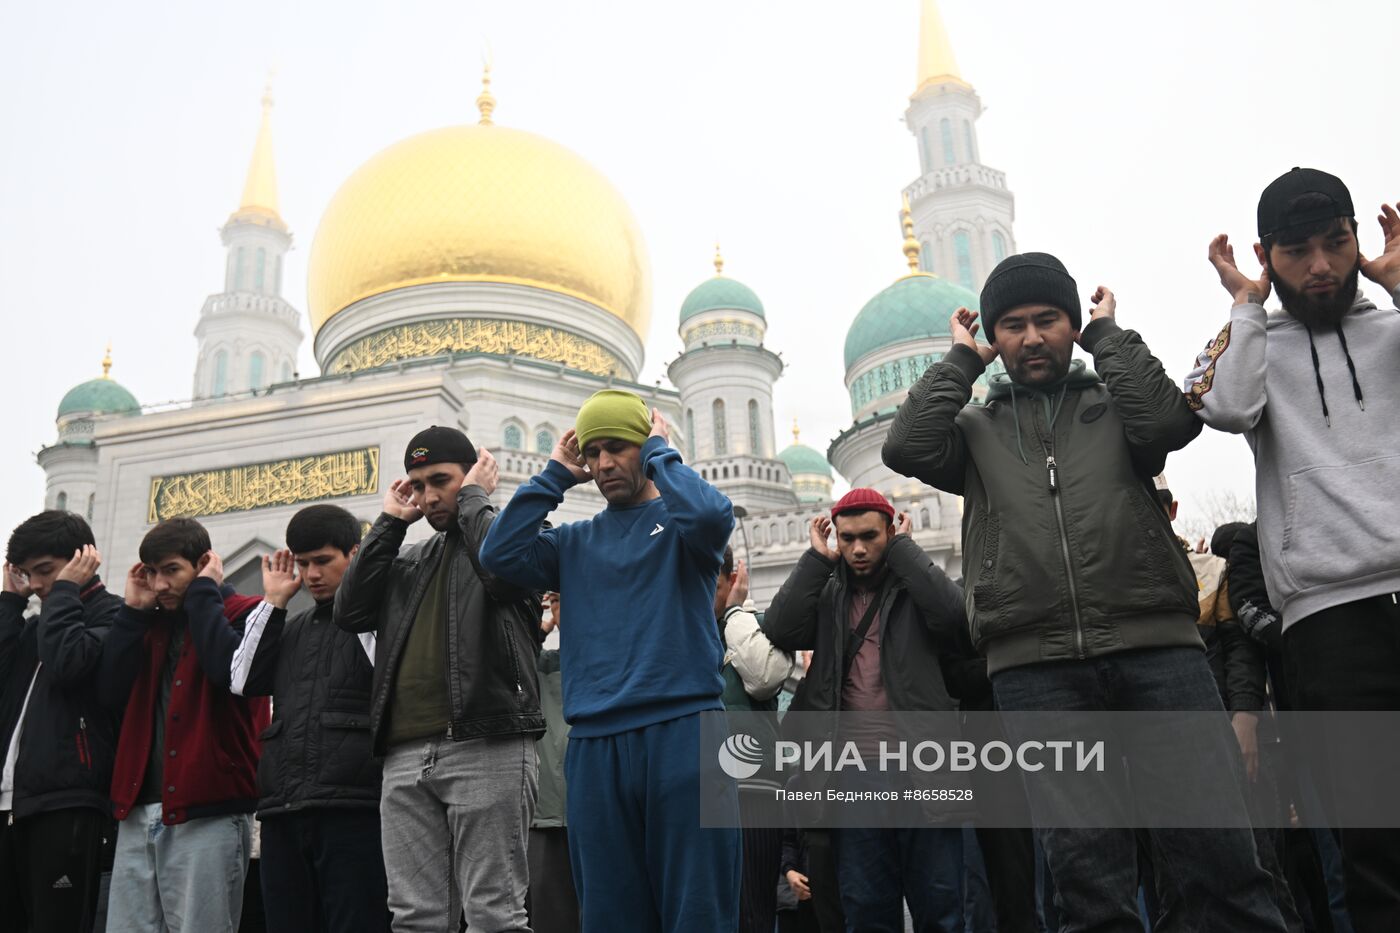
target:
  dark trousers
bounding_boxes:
[778,898,820,933]
[258,808,390,933]
[527,826,579,933]
[1285,595,1400,933]
[992,646,1287,933]
[804,829,846,933]
[973,827,1038,933]
[834,824,963,933]
[738,792,782,933]
[0,806,108,933]
[564,713,740,933]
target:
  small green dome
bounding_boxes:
[58,378,140,418]
[843,274,979,370]
[778,443,833,479]
[679,276,765,324]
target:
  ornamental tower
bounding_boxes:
[668,246,796,511]
[193,86,304,399]
[903,0,1015,290]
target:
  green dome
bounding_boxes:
[843,274,979,369]
[58,378,140,418]
[778,443,833,479]
[679,276,765,324]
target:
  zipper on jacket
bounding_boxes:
[500,607,525,701]
[77,716,92,768]
[1044,452,1086,659]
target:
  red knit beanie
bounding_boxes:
[831,488,894,521]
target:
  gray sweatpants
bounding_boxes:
[380,733,537,932]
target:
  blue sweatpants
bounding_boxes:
[564,712,741,933]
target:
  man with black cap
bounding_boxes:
[335,426,544,933]
[1184,169,1400,931]
[883,255,1288,930]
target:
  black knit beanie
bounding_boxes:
[979,252,1082,335]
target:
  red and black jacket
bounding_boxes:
[0,577,122,818]
[98,578,269,824]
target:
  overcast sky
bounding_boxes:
[2,0,1396,545]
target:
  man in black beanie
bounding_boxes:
[884,256,1288,930]
[336,426,545,932]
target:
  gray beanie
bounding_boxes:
[979,252,1081,334]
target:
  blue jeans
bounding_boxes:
[992,646,1286,933]
[834,823,962,933]
[106,804,252,933]
[831,766,963,933]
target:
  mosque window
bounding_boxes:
[274,256,283,295]
[233,247,245,290]
[686,409,696,459]
[964,120,977,162]
[712,400,727,456]
[56,491,68,511]
[503,424,523,450]
[87,493,95,521]
[255,248,266,291]
[920,240,934,274]
[535,430,553,455]
[919,126,932,174]
[940,118,956,165]
[250,351,265,390]
[993,231,1008,263]
[747,400,760,455]
[722,466,729,480]
[213,351,228,396]
[281,361,292,382]
[954,231,975,290]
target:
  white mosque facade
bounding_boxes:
[37,1,1014,607]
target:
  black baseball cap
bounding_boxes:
[403,425,477,473]
[1257,167,1353,239]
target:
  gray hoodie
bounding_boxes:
[1183,286,1400,627]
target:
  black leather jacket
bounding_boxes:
[334,485,544,754]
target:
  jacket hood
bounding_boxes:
[985,358,1101,402]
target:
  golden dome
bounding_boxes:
[306,123,651,337]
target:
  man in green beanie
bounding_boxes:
[481,389,741,933]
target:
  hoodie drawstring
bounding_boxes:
[1304,321,1366,428]
[1333,320,1366,412]
[1303,325,1332,427]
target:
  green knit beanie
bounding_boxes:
[575,389,652,450]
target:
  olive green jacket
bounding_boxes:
[883,318,1203,675]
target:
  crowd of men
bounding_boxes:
[0,165,1396,933]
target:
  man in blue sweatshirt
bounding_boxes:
[480,388,740,933]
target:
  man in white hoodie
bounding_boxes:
[1184,167,1400,933]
